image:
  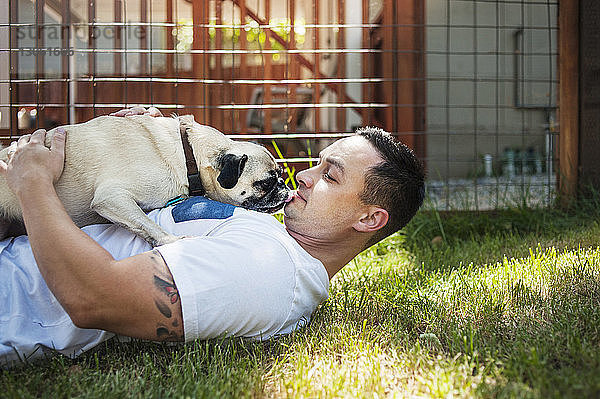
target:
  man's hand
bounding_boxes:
[0,127,183,341]
[0,128,66,198]
[110,106,163,117]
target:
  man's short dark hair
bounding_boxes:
[356,127,425,246]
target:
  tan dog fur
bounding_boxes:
[0,115,289,246]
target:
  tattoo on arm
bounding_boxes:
[154,299,172,318]
[150,250,180,305]
[149,250,183,341]
[156,324,181,340]
[154,275,180,304]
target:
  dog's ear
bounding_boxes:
[217,153,248,189]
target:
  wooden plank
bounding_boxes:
[140,0,148,76]
[192,0,204,122]
[264,0,272,134]
[313,0,320,133]
[203,1,210,123]
[361,0,369,126]
[558,0,579,203]
[216,0,224,130]
[113,0,123,109]
[166,0,174,104]
[35,0,45,129]
[239,0,248,133]
[61,0,71,124]
[377,0,425,156]
[396,0,425,156]
[289,0,297,134]
[88,0,96,119]
[576,0,600,195]
[9,0,18,137]
[114,0,122,75]
[415,0,426,159]
[336,0,346,132]
[381,0,394,133]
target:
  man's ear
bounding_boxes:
[352,207,389,233]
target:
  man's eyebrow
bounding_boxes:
[320,154,345,174]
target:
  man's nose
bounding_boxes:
[295,168,314,188]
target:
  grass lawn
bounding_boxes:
[2,201,600,398]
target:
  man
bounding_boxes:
[0,114,424,367]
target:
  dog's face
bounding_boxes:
[181,118,290,213]
[211,142,290,213]
[187,138,287,214]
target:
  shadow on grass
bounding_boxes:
[398,199,600,273]
[1,333,298,398]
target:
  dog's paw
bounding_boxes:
[151,233,183,247]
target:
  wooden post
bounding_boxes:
[289,0,297,134]
[394,0,422,151]
[35,0,45,128]
[264,0,272,134]
[9,0,18,137]
[558,0,579,204]
[140,0,148,75]
[140,0,149,105]
[203,1,210,123]
[313,0,320,133]
[215,0,224,130]
[239,0,248,133]
[114,0,122,75]
[88,0,96,119]
[113,0,123,108]
[166,0,174,104]
[379,0,425,157]
[381,0,394,134]
[61,0,71,124]
[336,0,346,132]
[361,0,369,126]
[192,0,208,123]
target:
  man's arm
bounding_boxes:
[0,129,183,341]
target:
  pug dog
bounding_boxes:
[0,114,290,246]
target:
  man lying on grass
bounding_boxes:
[0,111,424,368]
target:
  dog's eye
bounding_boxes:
[241,191,246,195]
[255,176,277,192]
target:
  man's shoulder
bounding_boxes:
[151,196,283,238]
[170,196,237,222]
[169,196,280,227]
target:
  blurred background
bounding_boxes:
[0,0,575,210]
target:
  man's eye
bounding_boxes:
[323,172,336,182]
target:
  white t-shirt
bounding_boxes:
[0,196,329,368]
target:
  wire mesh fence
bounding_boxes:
[0,0,559,210]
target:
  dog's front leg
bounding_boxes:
[0,219,10,240]
[91,184,180,247]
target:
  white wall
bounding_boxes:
[425,0,558,179]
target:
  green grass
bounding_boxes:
[3,200,600,398]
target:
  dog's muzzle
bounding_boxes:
[242,179,290,213]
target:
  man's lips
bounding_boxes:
[285,191,294,203]
[292,190,306,202]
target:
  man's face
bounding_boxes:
[283,135,383,240]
